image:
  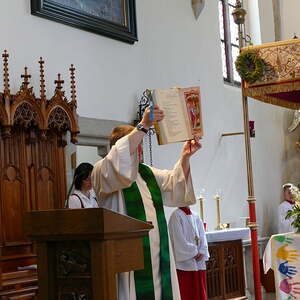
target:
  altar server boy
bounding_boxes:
[169,207,209,300]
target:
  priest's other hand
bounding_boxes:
[194,253,203,261]
[182,138,202,158]
[141,106,164,129]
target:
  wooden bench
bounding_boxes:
[0,270,38,299]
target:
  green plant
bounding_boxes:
[235,50,265,84]
[286,204,300,233]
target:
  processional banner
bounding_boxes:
[241,39,300,109]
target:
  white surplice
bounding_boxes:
[278,201,296,234]
[68,189,99,208]
[168,209,209,271]
[92,135,196,300]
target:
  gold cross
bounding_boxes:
[194,236,199,246]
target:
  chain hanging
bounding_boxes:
[134,90,156,166]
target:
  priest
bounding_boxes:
[92,106,201,300]
[168,207,209,300]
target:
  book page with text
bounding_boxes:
[153,89,193,144]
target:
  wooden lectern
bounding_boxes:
[24,208,153,300]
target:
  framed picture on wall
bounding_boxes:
[31,0,138,44]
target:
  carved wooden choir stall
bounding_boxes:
[0,50,79,299]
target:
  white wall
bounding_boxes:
[77,145,101,166]
[0,0,288,236]
[279,1,300,192]
[280,0,300,39]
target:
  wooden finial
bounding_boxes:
[39,57,46,99]
[2,50,10,95]
[21,66,31,88]
[55,73,64,90]
[69,64,77,105]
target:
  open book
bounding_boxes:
[151,86,203,145]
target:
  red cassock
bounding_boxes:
[177,269,207,300]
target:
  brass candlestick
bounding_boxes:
[198,188,206,221]
[198,196,205,221]
[214,195,222,230]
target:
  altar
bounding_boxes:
[206,228,250,300]
[263,233,300,300]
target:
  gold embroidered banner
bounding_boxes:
[241,39,300,109]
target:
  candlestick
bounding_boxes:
[214,193,222,230]
[198,188,206,221]
[198,196,205,221]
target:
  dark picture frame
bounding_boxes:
[31,0,138,44]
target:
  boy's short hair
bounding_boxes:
[109,125,135,148]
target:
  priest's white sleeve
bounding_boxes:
[151,159,196,207]
[92,135,138,199]
[168,212,198,262]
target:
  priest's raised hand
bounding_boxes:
[180,138,201,180]
[128,105,164,155]
[182,138,202,158]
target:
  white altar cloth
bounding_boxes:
[205,228,250,243]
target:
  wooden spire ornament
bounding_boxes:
[0,50,79,141]
[69,64,77,108]
[2,50,10,96]
[39,57,46,101]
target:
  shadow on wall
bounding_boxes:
[259,109,300,237]
[282,110,300,186]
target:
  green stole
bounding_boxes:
[122,163,173,300]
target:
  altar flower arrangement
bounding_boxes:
[285,184,300,233]
[291,185,300,203]
[286,205,300,233]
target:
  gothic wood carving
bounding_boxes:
[56,241,91,300]
[0,49,79,299]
